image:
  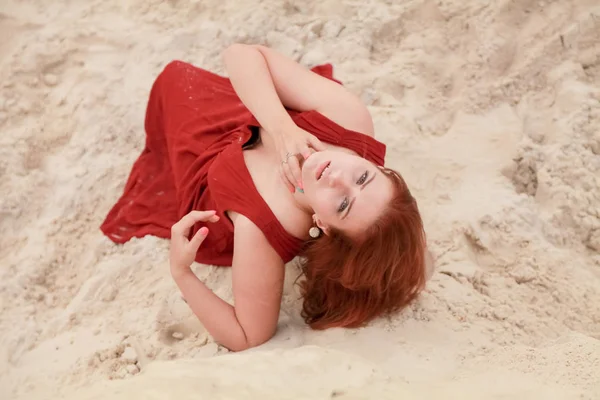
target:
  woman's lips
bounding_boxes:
[315,161,330,181]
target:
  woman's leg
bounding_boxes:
[101,60,251,243]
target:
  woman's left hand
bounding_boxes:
[273,125,326,192]
[170,210,220,276]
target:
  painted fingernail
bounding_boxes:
[199,227,209,235]
[296,187,304,193]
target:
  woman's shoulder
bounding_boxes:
[305,64,375,138]
[317,98,375,138]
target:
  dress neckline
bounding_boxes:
[231,134,306,245]
[229,109,386,254]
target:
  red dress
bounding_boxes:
[100,61,386,266]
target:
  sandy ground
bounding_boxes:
[1,0,599,399]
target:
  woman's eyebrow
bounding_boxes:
[344,173,376,219]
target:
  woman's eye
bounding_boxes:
[357,171,368,185]
[338,198,349,213]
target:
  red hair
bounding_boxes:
[297,167,427,329]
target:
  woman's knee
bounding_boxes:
[159,60,189,80]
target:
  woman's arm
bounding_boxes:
[221,43,374,136]
[171,213,285,351]
[171,269,249,350]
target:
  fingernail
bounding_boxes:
[296,187,304,193]
[199,227,209,235]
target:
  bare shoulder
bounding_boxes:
[310,81,375,138]
[228,211,286,347]
[229,211,283,265]
[320,99,375,138]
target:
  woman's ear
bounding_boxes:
[312,214,330,236]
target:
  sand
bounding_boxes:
[0,0,599,399]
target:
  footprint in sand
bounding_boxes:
[503,150,539,197]
[155,292,209,346]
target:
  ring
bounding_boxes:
[282,152,295,165]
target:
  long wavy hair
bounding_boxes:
[297,167,427,329]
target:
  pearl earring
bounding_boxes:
[309,226,321,238]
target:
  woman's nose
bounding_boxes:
[327,170,343,188]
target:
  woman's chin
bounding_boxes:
[301,153,318,182]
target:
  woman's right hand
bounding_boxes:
[273,125,325,193]
[170,210,220,277]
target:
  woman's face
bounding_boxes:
[301,150,394,238]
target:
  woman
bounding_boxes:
[101,43,429,351]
